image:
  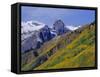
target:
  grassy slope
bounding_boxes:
[21,26,79,71]
[21,35,61,71]
[35,24,95,70]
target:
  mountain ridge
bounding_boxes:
[21,20,73,53]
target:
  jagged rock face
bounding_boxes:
[21,25,54,53]
[21,32,41,53]
[53,20,70,35]
[39,25,53,42]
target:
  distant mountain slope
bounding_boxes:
[34,23,95,70]
[21,21,55,53]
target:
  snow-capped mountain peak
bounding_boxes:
[66,25,81,31]
[21,20,45,34]
[21,20,45,41]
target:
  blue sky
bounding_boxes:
[21,6,95,27]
